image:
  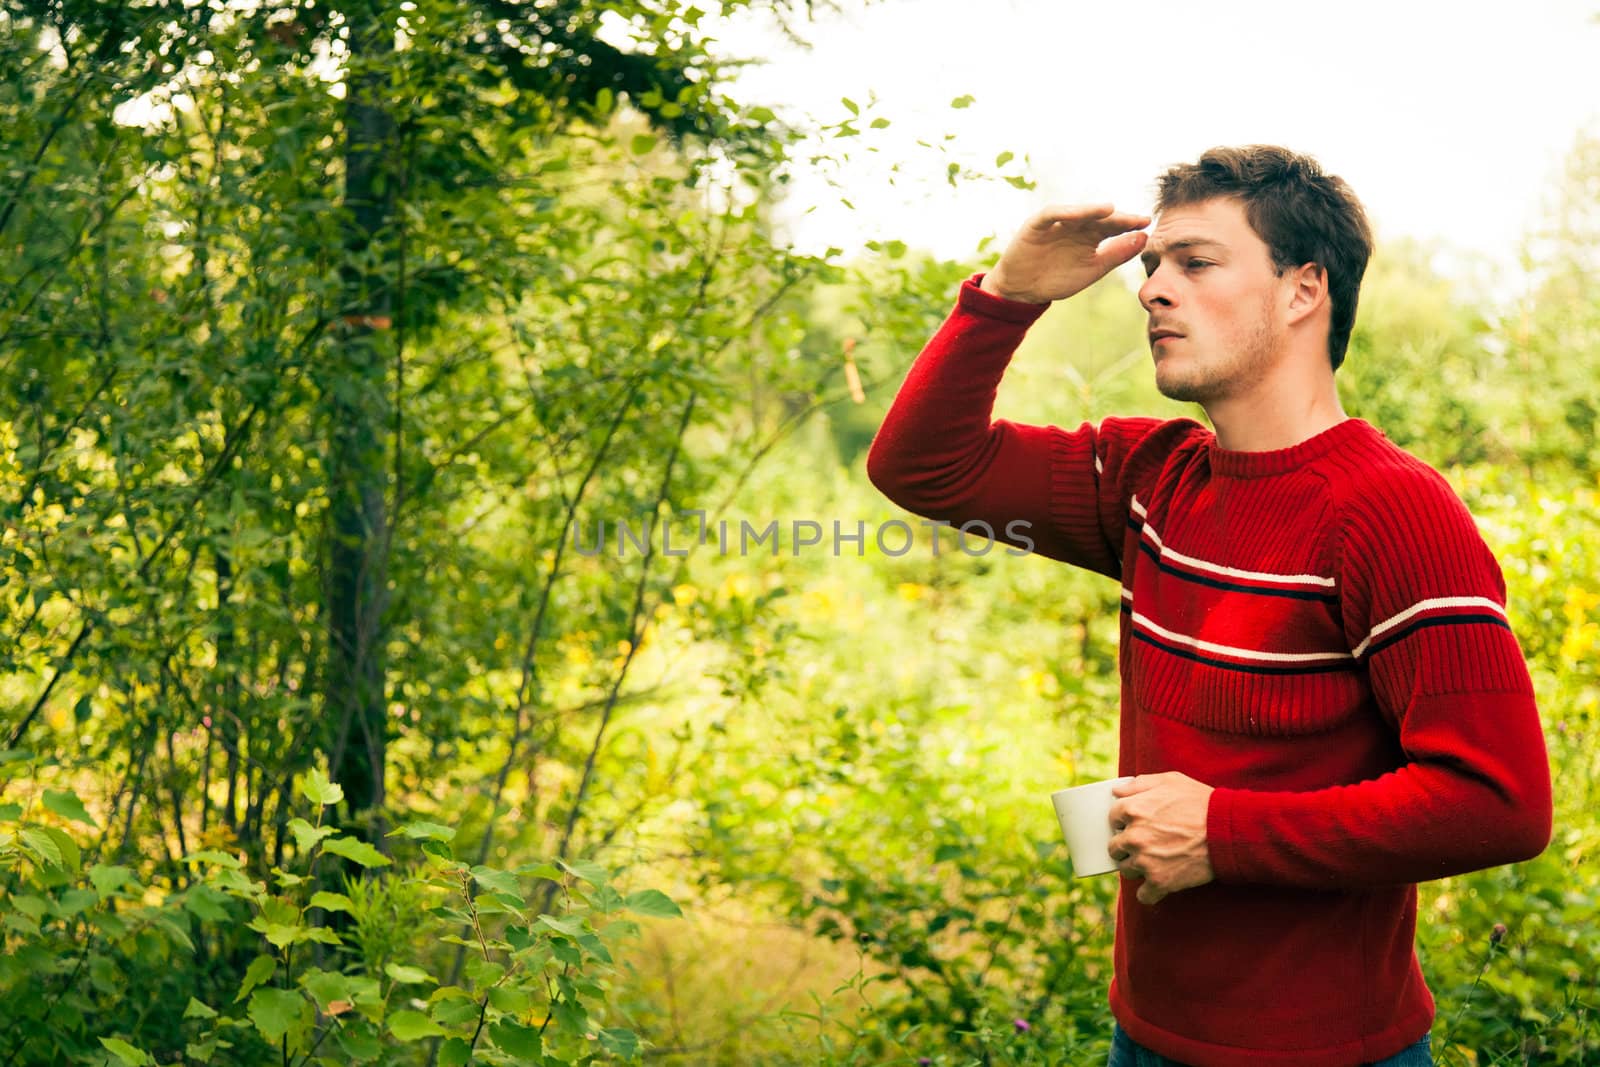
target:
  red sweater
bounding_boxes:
[865,275,1553,1067]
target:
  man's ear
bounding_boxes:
[1285,262,1329,326]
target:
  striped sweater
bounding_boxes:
[865,274,1553,1067]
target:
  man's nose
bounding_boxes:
[1139,270,1174,310]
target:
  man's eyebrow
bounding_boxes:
[1139,238,1226,272]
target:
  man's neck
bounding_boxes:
[1204,380,1349,453]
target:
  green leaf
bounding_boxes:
[463,957,505,987]
[576,932,613,964]
[558,859,610,885]
[287,817,335,852]
[184,1038,221,1062]
[552,996,588,1036]
[10,895,48,922]
[488,1019,543,1057]
[536,913,587,938]
[431,995,481,1027]
[388,820,456,843]
[300,968,352,1009]
[183,849,244,869]
[336,1028,383,1061]
[630,134,657,155]
[98,1037,152,1066]
[309,891,354,913]
[321,836,390,868]
[237,955,276,1002]
[869,117,891,129]
[43,788,96,827]
[951,94,976,108]
[599,1028,640,1057]
[470,866,521,898]
[19,827,62,869]
[302,925,343,946]
[516,861,565,881]
[89,863,134,897]
[437,1038,471,1067]
[388,1010,445,1040]
[248,987,306,1042]
[996,150,1014,167]
[487,984,531,1015]
[249,918,306,949]
[184,997,219,1020]
[0,802,20,820]
[384,962,433,985]
[183,889,233,921]
[625,888,683,918]
[300,767,344,807]
[44,826,81,873]
[474,892,525,917]
[57,887,96,918]
[840,96,859,116]
[152,912,195,952]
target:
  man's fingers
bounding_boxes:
[1138,883,1167,906]
[1025,203,1150,233]
[1088,212,1153,235]
[1094,230,1148,272]
[1111,774,1156,797]
[1025,202,1111,229]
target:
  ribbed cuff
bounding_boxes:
[958,272,1053,324]
[1205,787,1242,883]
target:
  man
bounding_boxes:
[864,145,1552,1067]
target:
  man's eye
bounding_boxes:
[1187,259,1211,269]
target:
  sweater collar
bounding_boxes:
[1206,417,1381,479]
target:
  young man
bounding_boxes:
[865,145,1552,1067]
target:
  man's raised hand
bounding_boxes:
[980,204,1151,305]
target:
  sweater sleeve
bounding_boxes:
[1206,468,1553,889]
[865,273,1179,579]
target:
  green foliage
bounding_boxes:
[1,783,683,1063]
[1,0,1598,1062]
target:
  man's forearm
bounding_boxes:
[1206,690,1552,889]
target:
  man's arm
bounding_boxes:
[866,277,1159,573]
[1202,469,1553,889]
[866,204,1177,573]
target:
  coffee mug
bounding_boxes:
[1051,776,1134,877]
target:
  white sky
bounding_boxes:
[705,0,1600,301]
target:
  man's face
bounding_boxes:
[1137,197,1289,405]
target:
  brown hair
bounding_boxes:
[1154,145,1374,370]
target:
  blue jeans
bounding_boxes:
[1108,1024,1433,1066]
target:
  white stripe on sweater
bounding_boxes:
[1351,596,1507,657]
[1130,611,1354,663]
[1129,496,1337,589]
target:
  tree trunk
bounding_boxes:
[324,0,395,837]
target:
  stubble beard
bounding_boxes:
[1155,298,1281,405]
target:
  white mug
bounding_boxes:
[1051,776,1134,877]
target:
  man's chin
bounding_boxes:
[1155,373,1211,404]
